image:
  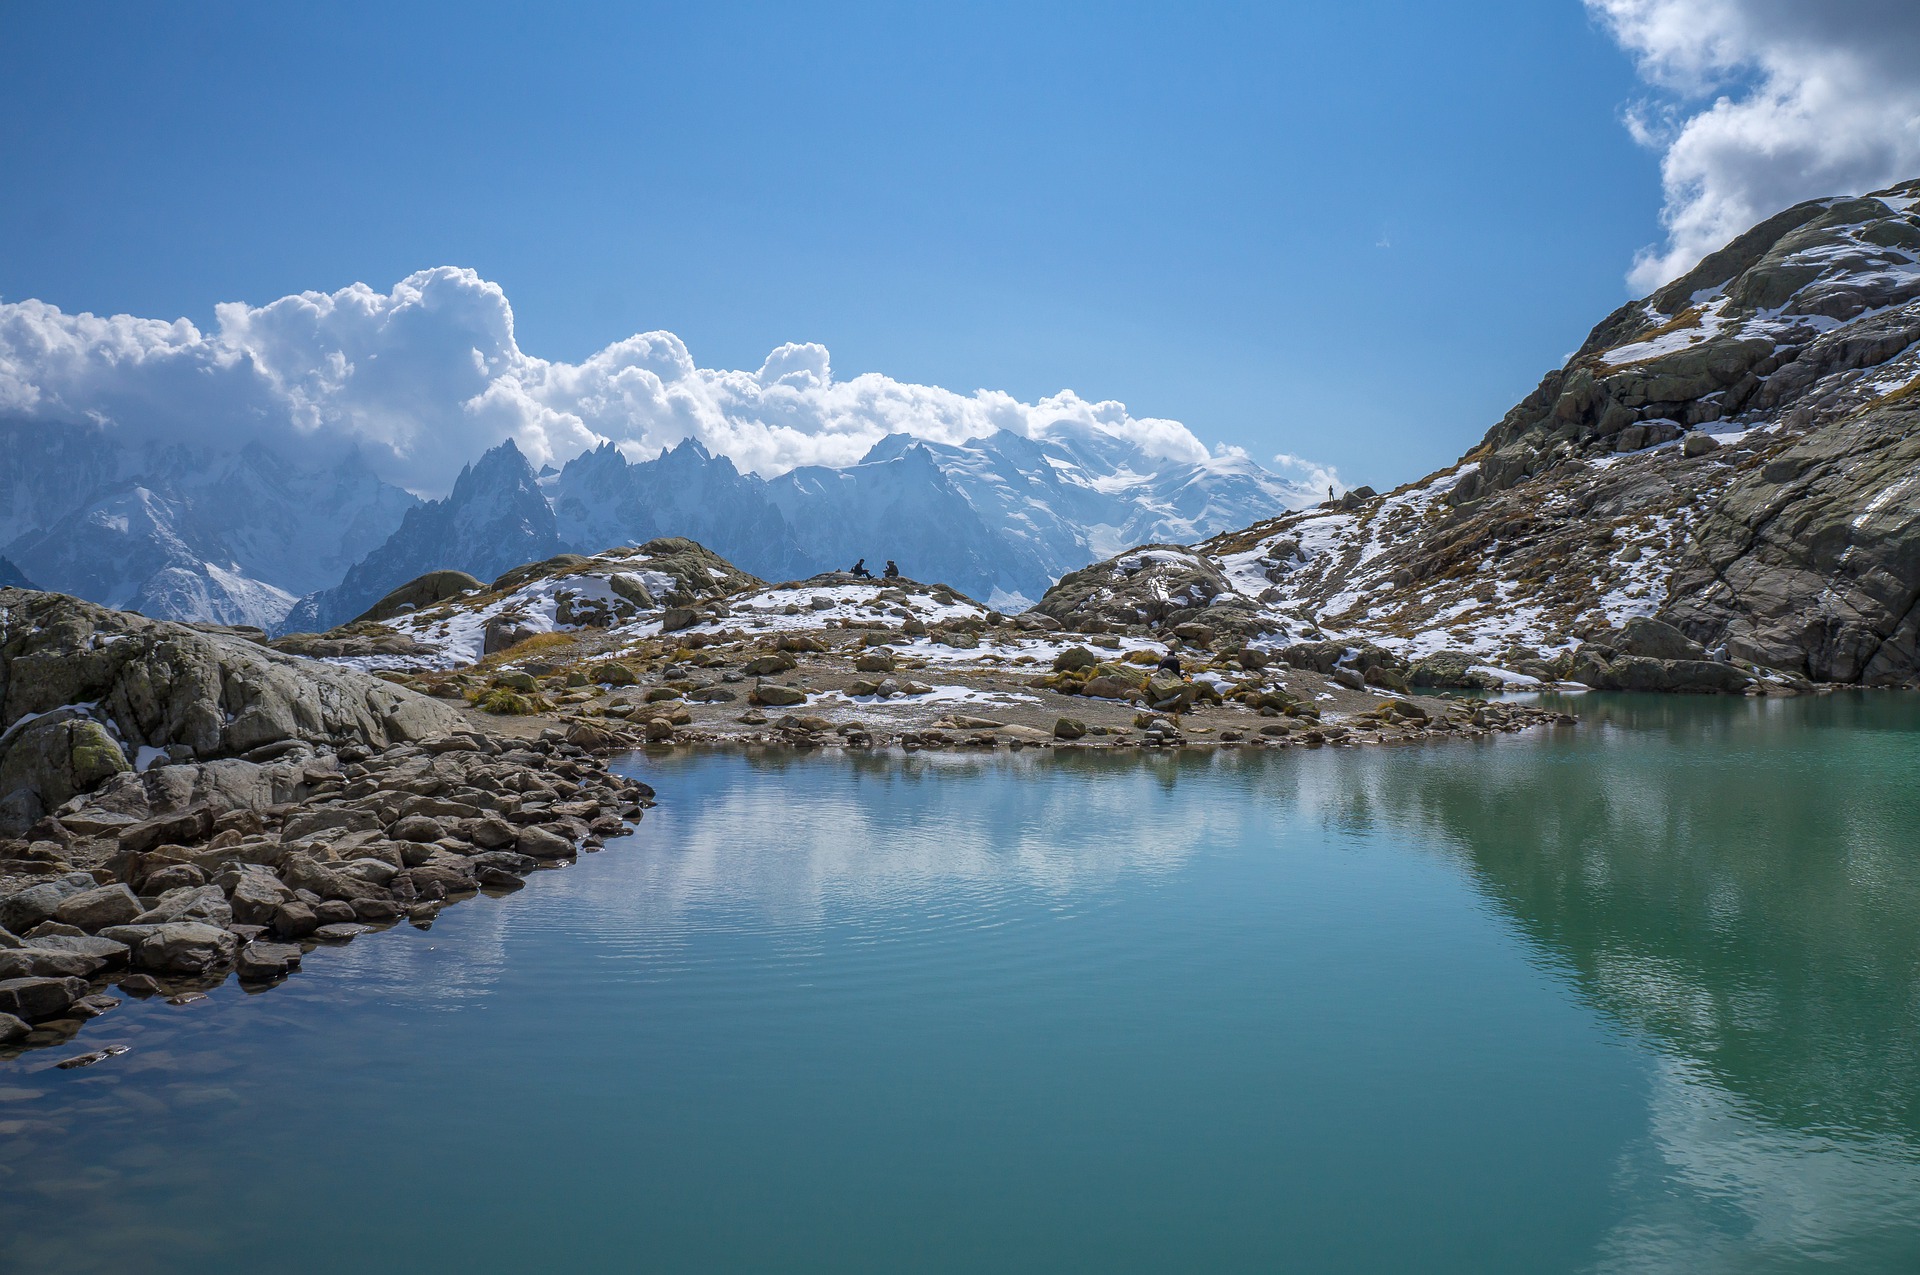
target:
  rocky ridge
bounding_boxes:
[1032,180,1920,691]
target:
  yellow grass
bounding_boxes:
[478,630,579,667]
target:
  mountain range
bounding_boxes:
[288,427,1311,630]
[0,411,1313,632]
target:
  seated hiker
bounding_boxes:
[1156,649,1183,677]
[883,560,900,579]
[850,558,873,579]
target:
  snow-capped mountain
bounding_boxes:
[284,438,563,631]
[544,427,1310,612]
[0,421,419,628]
[286,426,1315,631]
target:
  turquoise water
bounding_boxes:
[4,693,1920,1272]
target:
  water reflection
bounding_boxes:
[630,694,1920,1268]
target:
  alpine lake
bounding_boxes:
[3,691,1918,1273]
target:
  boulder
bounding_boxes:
[235,941,303,980]
[0,975,88,1022]
[1031,544,1237,633]
[516,826,575,861]
[1408,652,1503,690]
[1279,641,1347,674]
[609,573,656,609]
[272,900,320,938]
[52,884,144,932]
[0,1012,28,1043]
[349,570,484,625]
[1052,647,1100,673]
[25,933,130,964]
[98,922,237,974]
[482,616,541,655]
[0,712,131,834]
[749,681,808,707]
[389,815,445,843]
[131,884,233,928]
[226,871,294,926]
[1615,617,1708,661]
[659,607,702,633]
[0,873,103,933]
[1053,717,1088,740]
[0,947,105,980]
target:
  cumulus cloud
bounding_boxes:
[0,267,1219,495]
[1589,0,1920,291]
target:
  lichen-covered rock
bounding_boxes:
[0,711,130,832]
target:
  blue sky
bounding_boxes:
[2,2,1909,489]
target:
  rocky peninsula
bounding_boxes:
[0,589,653,1058]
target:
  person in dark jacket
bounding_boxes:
[850,559,873,579]
[1156,649,1183,677]
[883,560,900,579]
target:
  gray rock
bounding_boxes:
[0,975,88,1021]
[516,826,574,860]
[1615,617,1708,661]
[0,873,101,934]
[235,941,303,980]
[52,884,144,932]
[0,712,130,834]
[748,681,807,707]
[0,590,465,834]
[99,921,237,974]
[0,1011,28,1043]
[272,900,320,938]
[137,862,209,895]
[470,851,537,876]
[312,922,373,941]
[225,871,294,926]
[21,933,130,964]
[389,814,444,843]
[312,900,358,925]
[0,947,104,980]
[131,884,233,929]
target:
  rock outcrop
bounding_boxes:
[0,588,464,834]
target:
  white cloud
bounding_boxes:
[0,267,1221,495]
[1272,452,1342,497]
[1589,0,1920,291]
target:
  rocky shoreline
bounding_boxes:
[0,728,653,1058]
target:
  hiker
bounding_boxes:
[1327,484,1335,502]
[1156,648,1183,677]
[850,559,873,579]
[883,560,900,580]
